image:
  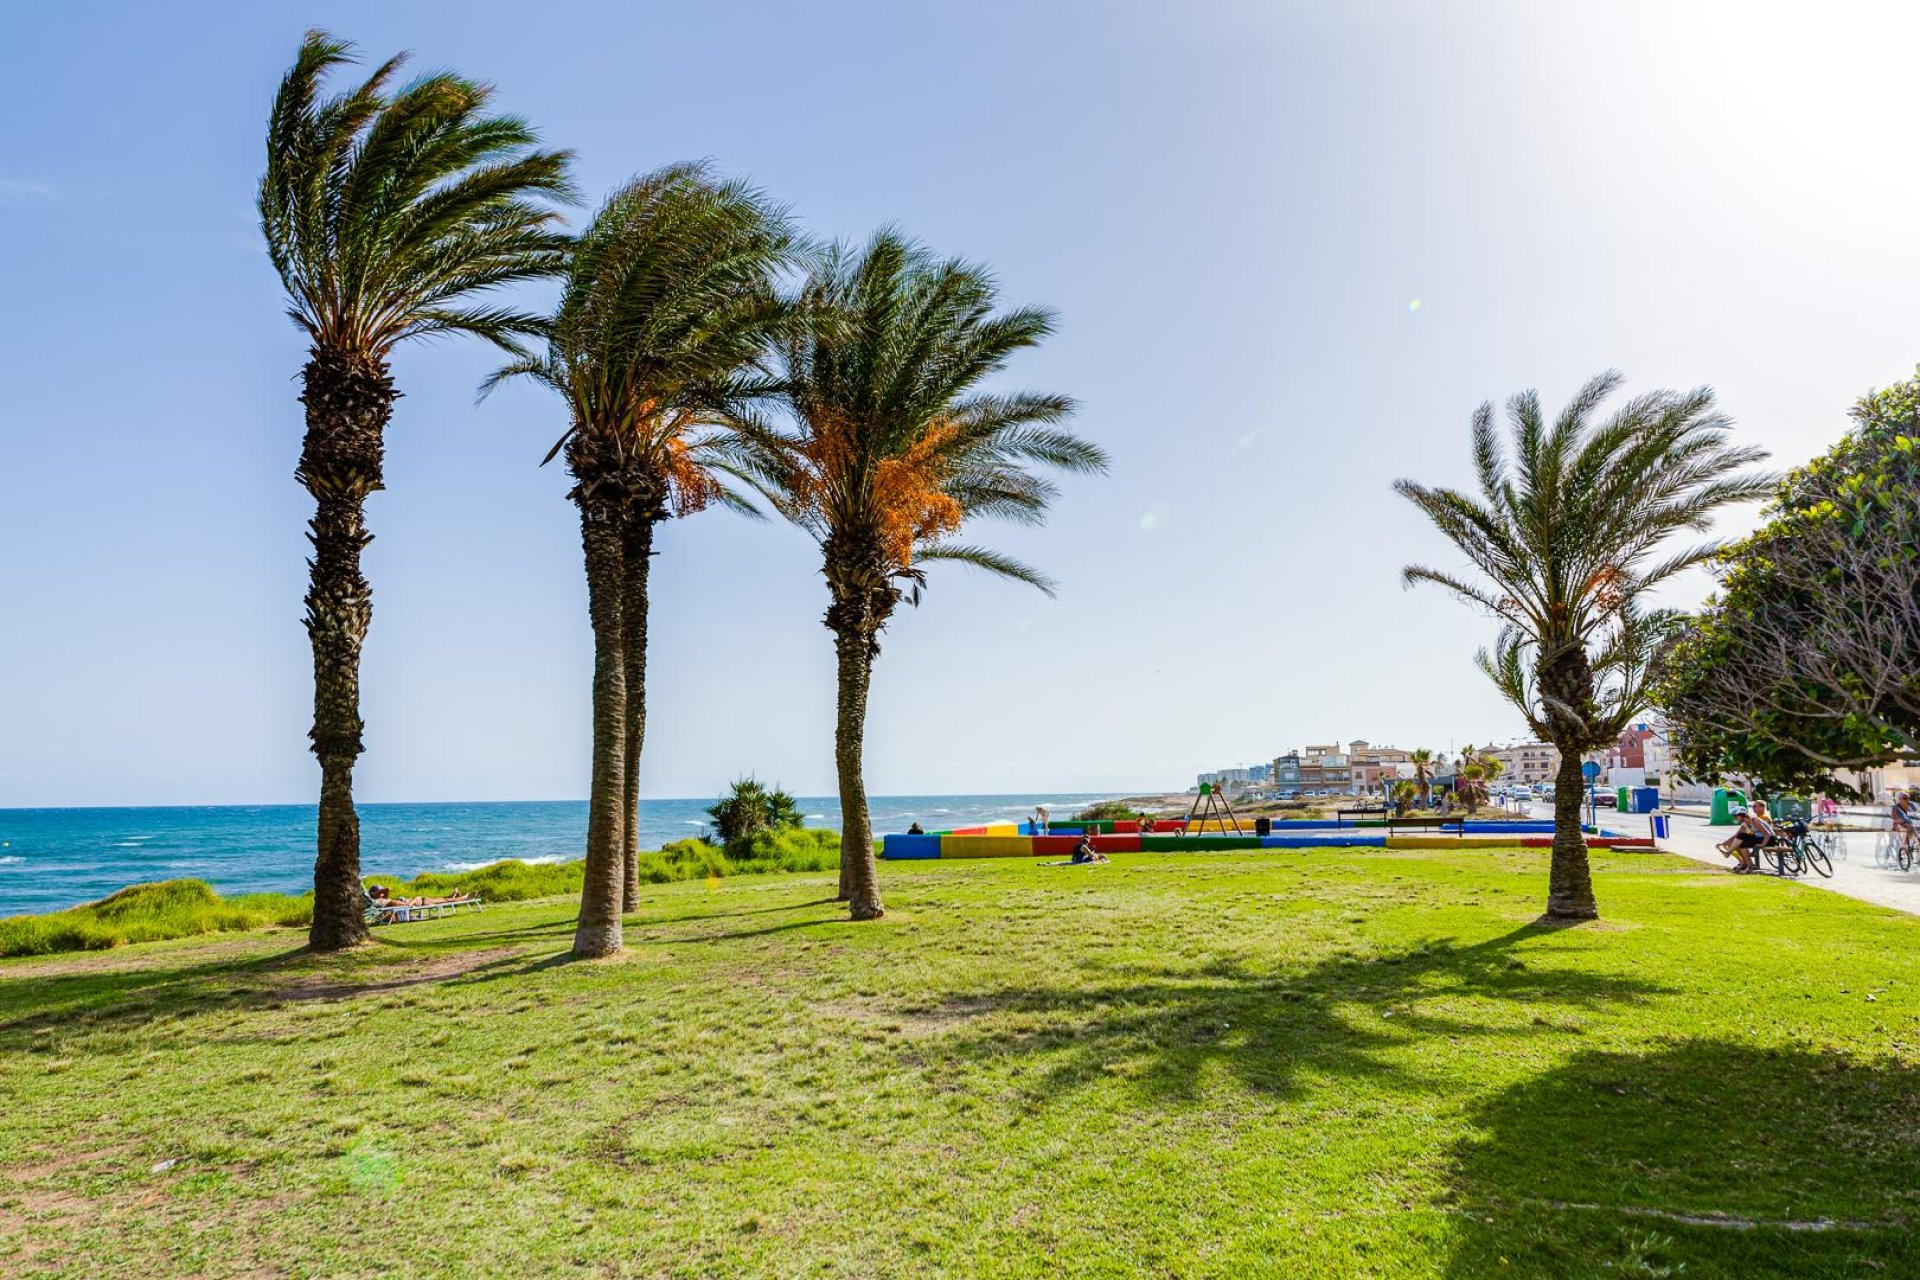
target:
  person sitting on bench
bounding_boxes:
[1716,806,1770,872]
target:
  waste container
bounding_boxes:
[1631,787,1660,814]
[1651,813,1671,842]
[1254,816,1272,837]
[1710,788,1747,825]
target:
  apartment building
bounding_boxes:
[1488,740,1562,786]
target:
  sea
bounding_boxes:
[0,794,1125,918]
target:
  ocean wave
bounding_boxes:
[806,814,827,821]
[440,854,568,872]
[113,841,149,848]
[0,856,21,866]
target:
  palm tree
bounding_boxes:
[259,31,573,952]
[1397,372,1770,919]
[486,165,794,957]
[1407,747,1436,807]
[741,232,1108,919]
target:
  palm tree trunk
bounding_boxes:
[574,500,629,958]
[830,609,884,921]
[618,513,655,913]
[297,347,394,954]
[1546,747,1598,920]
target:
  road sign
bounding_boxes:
[1582,761,1602,781]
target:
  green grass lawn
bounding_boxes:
[3,847,1917,1278]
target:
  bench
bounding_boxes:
[1385,816,1467,836]
[1335,807,1388,827]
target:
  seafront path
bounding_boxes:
[1519,800,1920,917]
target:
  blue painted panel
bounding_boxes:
[881,834,944,860]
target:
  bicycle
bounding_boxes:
[1809,821,1847,865]
[1787,823,1833,879]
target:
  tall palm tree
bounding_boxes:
[486,165,794,957]
[742,232,1107,919]
[1397,372,1770,919]
[260,31,573,951]
[1407,747,1436,807]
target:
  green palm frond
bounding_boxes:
[259,30,576,359]
[488,162,797,504]
[915,543,1058,596]
[744,230,1106,608]
[1402,372,1769,746]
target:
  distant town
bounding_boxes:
[1196,718,1919,804]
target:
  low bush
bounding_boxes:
[388,859,584,903]
[0,880,312,958]
[1,833,849,959]
[1073,801,1144,822]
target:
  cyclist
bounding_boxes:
[1893,792,1918,858]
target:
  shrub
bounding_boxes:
[1073,800,1143,822]
[389,859,584,903]
[0,835,848,958]
[0,880,313,958]
[706,777,804,852]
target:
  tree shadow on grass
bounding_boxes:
[930,921,1669,1105]
[1441,1039,1920,1278]
[0,945,312,1042]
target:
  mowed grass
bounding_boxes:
[2,848,1917,1279]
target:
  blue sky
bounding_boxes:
[2,1,1917,806]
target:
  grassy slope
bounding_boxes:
[2,848,1916,1279]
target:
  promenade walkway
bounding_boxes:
[1524,801,1920,917]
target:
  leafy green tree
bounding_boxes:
[1398,373,1770,919]
[259,31,573,951]
[488,165,794,957]
[740,232,1108,919]
[1659,375,1920,793]
[707,777,804,852]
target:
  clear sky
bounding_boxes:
[2,1,1916,807]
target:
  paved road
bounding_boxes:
[1521,801,1920,917]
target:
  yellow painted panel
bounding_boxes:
[983,822,1019,837]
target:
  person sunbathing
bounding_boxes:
[367,885,476,908]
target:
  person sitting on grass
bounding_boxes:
[1070,831,1108,866]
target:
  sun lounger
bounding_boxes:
[361,890,483,926]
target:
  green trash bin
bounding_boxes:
[1709,788,1747,825]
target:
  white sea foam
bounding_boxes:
[0,856,22,866]
[441,854,567,872]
